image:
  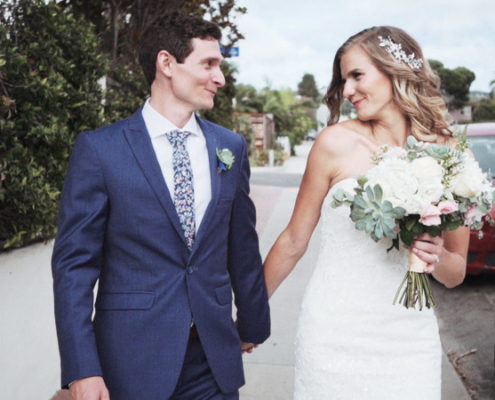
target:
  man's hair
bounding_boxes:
[139,11,222,87]
[323,26,452,142]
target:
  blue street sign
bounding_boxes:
[220,46,239,57]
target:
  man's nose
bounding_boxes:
[214,68,226,87]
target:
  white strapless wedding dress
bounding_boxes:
[294,179,441,399]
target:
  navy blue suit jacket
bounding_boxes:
[52,109,270,399]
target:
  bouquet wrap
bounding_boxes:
[408,252,427,273]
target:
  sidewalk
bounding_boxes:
[240,141,471,399]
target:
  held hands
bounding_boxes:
[241,341,259,354]
[412,233,444,274]
[69,376,110,400]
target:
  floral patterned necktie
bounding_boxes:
[166,130,195,250]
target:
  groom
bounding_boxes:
[52,11,270,400]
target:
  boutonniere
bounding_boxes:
[216,148,235,173]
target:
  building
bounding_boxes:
[239,113,276,150]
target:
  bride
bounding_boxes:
[263,26,469,399]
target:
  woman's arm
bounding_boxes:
[263,128,345,298]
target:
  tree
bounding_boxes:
[0,0,106,249]
[472,99,495,122]
[429,60,475,110]
[297,73,319,104]
[235,85,317,154]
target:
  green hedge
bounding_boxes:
[0,0,106,250]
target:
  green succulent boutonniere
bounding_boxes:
[216,148,235,173]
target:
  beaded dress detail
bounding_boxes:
[294,178,441,399]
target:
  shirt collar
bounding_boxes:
[142,98,202,139]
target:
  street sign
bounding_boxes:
[220,46,239,57]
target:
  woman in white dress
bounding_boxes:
[263,26,470,399]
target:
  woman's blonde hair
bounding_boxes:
[323,26,452,142]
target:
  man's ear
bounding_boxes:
[156,50,175,78]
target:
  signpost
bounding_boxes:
[220,46,239,57]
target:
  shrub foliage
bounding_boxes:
[0,0,106,249]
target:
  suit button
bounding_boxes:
[187,267,195,275]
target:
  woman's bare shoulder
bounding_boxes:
[317,120,364,154]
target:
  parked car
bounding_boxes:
[306,131,317,141]
[463,123,495,275]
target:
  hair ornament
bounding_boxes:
[378,35,423,70]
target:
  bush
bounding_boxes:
[104,56,149,124]
[0,0,106,250]
[249,149,285,167]
[472,99,495,122]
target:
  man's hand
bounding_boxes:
[241,341,259,354]
[69,376,110,400]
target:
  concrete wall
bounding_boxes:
[0,241,60,399]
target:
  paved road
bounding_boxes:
[431,275,495,400]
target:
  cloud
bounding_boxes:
[233,0,495,92]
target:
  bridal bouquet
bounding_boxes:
[331,132,495,310]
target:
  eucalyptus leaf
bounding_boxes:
[406,136,418,148]
[357,176,368,187]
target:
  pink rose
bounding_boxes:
[420,205,442,226]
[438,201,459,214]
[465,207,484,225]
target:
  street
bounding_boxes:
[432,275,495,400]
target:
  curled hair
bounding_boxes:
[323,26,452,142]
[139,11,222,87]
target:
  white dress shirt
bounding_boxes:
[141,99,211,231]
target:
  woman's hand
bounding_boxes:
[412,233,444,274]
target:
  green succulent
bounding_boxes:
[332,181,406,243]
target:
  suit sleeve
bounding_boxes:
[228,138,270,344]
[52,131,107,387]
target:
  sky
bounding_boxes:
[229,0,495,93]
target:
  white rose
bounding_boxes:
[367,158,419,213]
[410,157,444,213]
[450,155,485,199]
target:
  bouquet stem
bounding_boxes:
[393,252,436,310]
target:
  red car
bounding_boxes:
[463,122,495,275]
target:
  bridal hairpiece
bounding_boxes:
[378,36,423,70]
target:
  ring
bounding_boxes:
[433,254,440,263]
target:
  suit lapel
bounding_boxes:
[124,109,187,246]
[192,117,221,254]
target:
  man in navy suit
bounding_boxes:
[52,11,270,399]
